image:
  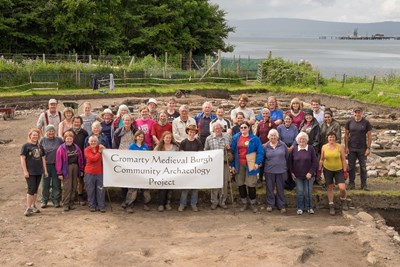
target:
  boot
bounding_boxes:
[250,199,258,213]
[240,198,248,212]
[78,194,86,206]
[341,198,349,211]
[329,203,335,216]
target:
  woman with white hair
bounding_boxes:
[263,129,289,213]
[84,121,110,148]
[112,104,135,131]
[289,132,318,215]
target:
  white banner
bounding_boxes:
[102,149,224,189]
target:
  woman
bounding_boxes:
[154,131,179,212]
[58,107,75,137]
[39,124,63,208]
[112,104,134,131]
[299,109,320,155]
[319,131,349,216]
[319,108,342,148]
[289,132,318,215]
[80,101,102,136]
[178,125,204,212]
[84,121,110,148]
[264,129,289,213]
[56,131,84,212]
[231,111,245,136]
[100,108,114,148]
[20,128,48,216]
[84,135,106,213]
[231,122,264,213]
[135,105,155,150]
[123,130,151,213]
[166,97,180,123]
[286,97,305,129]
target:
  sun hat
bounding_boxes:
[185,124,198,134]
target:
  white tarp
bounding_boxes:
[102,149,223,189]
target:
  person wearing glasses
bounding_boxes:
[230,122,264,213]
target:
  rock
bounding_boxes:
[393,236,400,243]
[326,226,354,235]
[26,263,34,266]
[367,170,378,177]
[384,130,397,136]
[356,212,374,222]
[388,169,396,176]
[371,143,382,149]
[297,247,314,263]
[366,252,377,265]
[396,170,400,177]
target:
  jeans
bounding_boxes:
[180,189,198,205]
[348,149,367,187]
[295,177,314,210]
[84,173,105,209]
[41,164,61,204]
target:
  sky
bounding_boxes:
[209,0,400,23]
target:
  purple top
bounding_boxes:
[289,145,318,178]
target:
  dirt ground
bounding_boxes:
[1,93,399,266]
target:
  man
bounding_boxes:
[37,99,63,136]
[204,122,231,210]
[151,110,172,146]
[68,116,89,205]
[230,94,256,125]
[147,98,159,121]
[311,97,324,125]
[210,106,232,135]
[345,107,372,191]
[193,101,216,145]
[172,104,196,144]
[135,105,156,150]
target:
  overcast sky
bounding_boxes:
[209,0,400,23]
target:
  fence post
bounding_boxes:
[43,54,45,63]
[371,75,376,91]
[341,74,346,88]
[124,70,127,87]
[75,54,78,86]
[180,54,182,70]
[89,55,92,65]
[316,72,320,86]
[217,49,222,77]
[164,51,168,79]
[189,50,192,72]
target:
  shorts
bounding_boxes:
[236,164,257,187]
[323,168,345,185]
[26,175,42,195]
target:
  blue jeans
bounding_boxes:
[295,177,314,210]
[348,149,367,187]
[180,189,198,205]
[41,164,61,204]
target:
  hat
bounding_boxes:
[45,124,55,132]
[147,98,158,105]
[185,124,198,134]
[353,107,362,112]
[102,108,114,118]
[304,109,313,116]
[48,99,57,104]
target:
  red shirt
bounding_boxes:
[238,135,250,165]
[84,146,103,174]
[151,122,172,141]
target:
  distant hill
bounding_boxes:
[229,18,400,38]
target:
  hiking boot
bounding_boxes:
[24,208,33,217]
[31,206,40,213]
[78,195,86,206]
[361,185,370,191]
[348,183,355,190]
[250,200,258,213]
[90,208,96,212]
[54,203,61,208]
[63,206,69,212]
[165,203,172,211]
[178,204,185,212]
[308,209,315,214]
[219,203,228,209]
[341,198,349,211]
[121,203,127,209]
[126,206,134,213]
[191,204,199,212]
[239,198,248,212]
[69,205,75,210]
[158,205,164,212]
[266,206,273,212]
[100,208,106,213]
[297,209,303,215]
[143,204,150,211]
[329,203,335,215]
[41,202,48,209]
[210,204,218,210]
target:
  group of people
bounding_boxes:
[21,94,372,217]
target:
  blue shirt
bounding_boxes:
[277,123,298,146]
[263,141,289,174]
[128,143,149,151]
[256,109,284,123]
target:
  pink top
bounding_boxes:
[135,118,155,148]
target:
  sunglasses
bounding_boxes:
[240,126,248,129]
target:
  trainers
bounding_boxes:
[100,208,106,213]
[329,203,335,216]
[178,204,185,212]
[297,209,303,215]
[308,209,315,214]
[54,203,61,208]
[121,203,127,209]
[143,204,150,211]
[219,203,228,209]
[41,202,47,209]
[158,205,164,212]
[240,203,248,212]
[280,208,287,214]
[165,204,172,211]
[31,206,40,213]
[266,206,273,212]
[341,199,349,211]
[210,204,218,210]
[126,207,134,213]
[250,204,258,213]
[361,185,370,191]
[191,204,199,212]
[24,208,33,217]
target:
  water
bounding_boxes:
[223,37,400,77]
